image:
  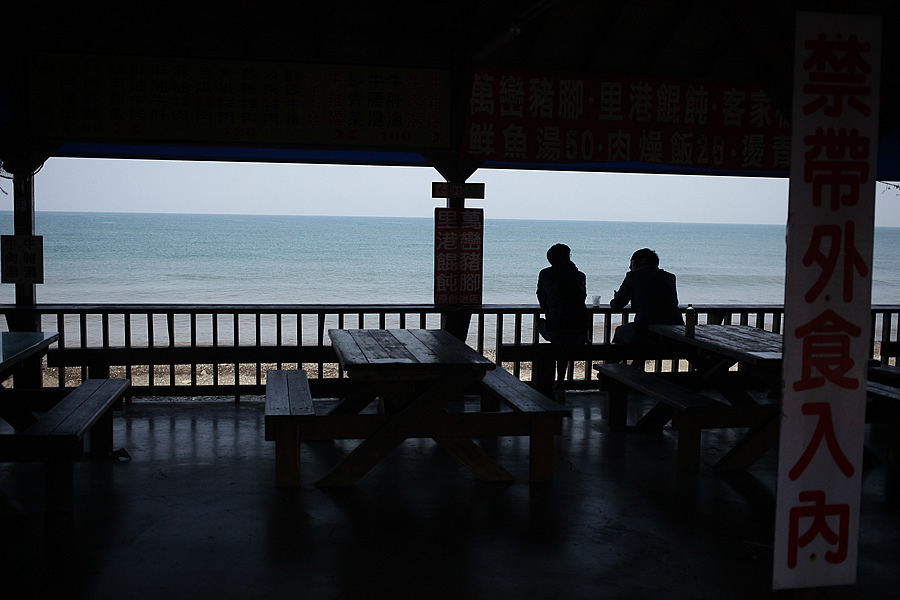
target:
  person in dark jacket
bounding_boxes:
[610,248,683,344]
[536,244,590,389]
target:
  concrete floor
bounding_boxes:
[1,392,898,600]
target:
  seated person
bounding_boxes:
[537,244,591,386]
[610,248,683,344]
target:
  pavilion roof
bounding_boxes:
[2,1,898,179]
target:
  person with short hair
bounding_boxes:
[610,248,683,344]
[536,244,590,391]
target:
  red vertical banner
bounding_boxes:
[434,208,484,306]
[774,13,881,590]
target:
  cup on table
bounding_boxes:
[592,295,601,306]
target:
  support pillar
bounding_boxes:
[9,173,43,389]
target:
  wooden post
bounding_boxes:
[10,173,43,389]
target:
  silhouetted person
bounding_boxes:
[610,248,683,344]
[537,244,590,389]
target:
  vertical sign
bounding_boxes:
[774,13,881,590]
[434,208,483,306]
[1,235,44,284]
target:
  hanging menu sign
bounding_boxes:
[462,68,791,172]
[434,208,483,306]
[29,53,451,151]
[1,235,44,284]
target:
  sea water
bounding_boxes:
[1,211,899,307]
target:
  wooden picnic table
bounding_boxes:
[649,323,783,386]
[320,328,500,487]
[0,332,60,429]
[0,331,59,382]
[644,324,785,470]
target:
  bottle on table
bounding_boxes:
[685,304,696,338]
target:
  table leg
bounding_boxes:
[432,437,514,481]
[714,414,780,472]
[316,367,482,488]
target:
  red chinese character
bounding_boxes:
[803,128,870,211]
[802,33,873,117]
[802,221,868,303]
[788,491,850,568]
[793,309,861,391]
[788,402,855,480]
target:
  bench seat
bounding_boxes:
[866,380,900,421]
[594,363,778,471]
[868,363,900,387]
[264,369,315,488]
[0,378,130,510]
[477,367,571,482]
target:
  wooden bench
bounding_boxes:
[866,380,900,421]
[496,341,692,397]
[477,367,571,482]
[0,378,131,510]
[868,362,900,387]
[264,369,316,488]
[863,381,900,464]
[594,363,779,471]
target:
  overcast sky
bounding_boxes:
[8,157,900,226]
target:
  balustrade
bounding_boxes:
[0,304,895,399]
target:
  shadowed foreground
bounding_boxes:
[1,392,898,599]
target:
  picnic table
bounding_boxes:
[0,331,60,428]
[0,331,130,510]
[649,323,783,389]
[592,324,784,471]
[263,328,568,488]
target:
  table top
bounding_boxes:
[328,329,494,380]
[0,331,59,374]
[649,324,783,365]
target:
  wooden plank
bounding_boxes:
[286,370,314,417]
[291,410,531,440]
[594,363,718,412]
[348,329,415,363]
[410,329,493,367]
[497,342,687,362]
[432,437,515,481]
[55,379,128,436]
[264,369,314,488]
[265,370,291,417]
[328,329,367,369]
[480,368,570,415]
[714,414,781,472]
[869,363,900,386]
[392,329,442,364]
[25,379,129,438]
[867,380,900,402]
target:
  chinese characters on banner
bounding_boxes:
[29,54,451,151]
[462,68,790,172]
[773,13,881,590]
[434,208,483,306]
[1,235,44,284]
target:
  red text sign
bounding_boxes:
[434,208,483,306]
[773,12,881,591]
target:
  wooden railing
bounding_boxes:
[1,303,897,399]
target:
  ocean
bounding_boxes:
[2,211,900,307]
